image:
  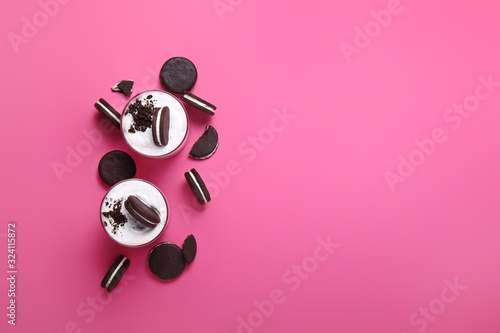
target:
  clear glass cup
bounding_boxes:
[121,90,189,159]
[100,179,169,247]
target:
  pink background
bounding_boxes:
[1,0,500,332]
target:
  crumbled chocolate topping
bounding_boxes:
[103,198,127,234]
[125,98,159,133]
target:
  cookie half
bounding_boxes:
[159,57,198,94]
[181,92,216,116]
[101,255,131,292]
[189,125,218,159]
[184,169,211,205]
[148,242,186,280]
[124,195,161,228]
[182,234,197,265]
[94,98,121,129]
[98,151,136,186]
[152,106,170,147]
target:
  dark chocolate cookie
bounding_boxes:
[159,57,198,94]
[101,255,131,292]
[94,98,121,129]
[181,92,216,116]
[152,106,170,147]
[124,195,161,228]
[184,168,211,205]
[148,242,186,280]
[98,151,136,186]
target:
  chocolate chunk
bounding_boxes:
[101,255,131,292]
[181,92,216,116]
[189,125,218,159]
[124,195,161,228]
[152,107,170,147]
[148,243,186,280]
[98,151,136,186]
[184,168,211,205]
[94,98,121,129]
[160,57,198,94]
[181,234,197,265]
[111,79,134,97]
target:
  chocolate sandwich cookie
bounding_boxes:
[101,255,131,292]
[98,150,136,186]
[124,195,161,228]
[94,98,121,129]
[148,242,186,280]
[111,79,134,97]
[148,235,197,280]
[181,234,197,265]
[160,57,198,94]
[189,125,219,159]
[184,168,211,205]
[181,93,216,116]
[152,106,170,147]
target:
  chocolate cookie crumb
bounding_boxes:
[102,198,128,234]
[125,98,159,133]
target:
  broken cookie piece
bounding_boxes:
[189,125,218,159]
[111,79,134,97]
